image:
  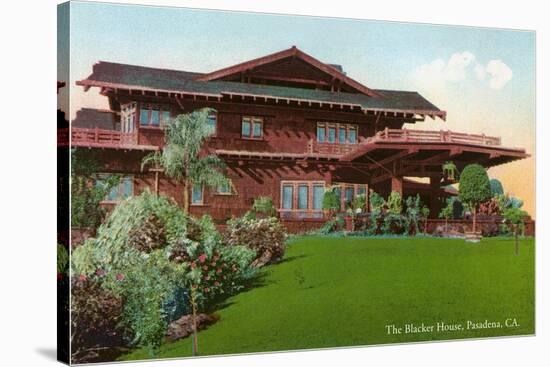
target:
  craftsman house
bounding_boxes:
[68,46,528,228]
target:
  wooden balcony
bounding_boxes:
[368,128,502,146]
[69,127,158,151]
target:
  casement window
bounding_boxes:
[282,184,294,209]
[191,184,204,205]
[317,122,358,144]
[242,116,263,139]
[280,181,326,211]
[139,103,171,127]
[206,111,217,135]
[121,102,136,133]
[96,174,133,202]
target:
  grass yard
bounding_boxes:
[122,236,534,360]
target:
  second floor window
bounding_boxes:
[242,116,263,139]
[206,111,217,135]
[140,103,171,127]
[121,102,136,133]
[317,122,358,144]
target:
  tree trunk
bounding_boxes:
[182,180,190,214]
[515,225,519,256]
[190,287,198,356]
[472,206,477,233]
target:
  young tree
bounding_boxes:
[439,200,454,228]
[420,206,430,234]
[503,207,528,255]
[142,108,229,213]
[458,164,491,233]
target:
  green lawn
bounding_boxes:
[122,236,534,360]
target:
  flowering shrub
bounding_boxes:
[172,238,256,304]
[224,216,287,267]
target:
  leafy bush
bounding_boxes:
[490,179,504,196]
[71,150,120,229]
[57,243,69,275]
[322,187,340,214]
[224,216,288,267]
[71,277,126,361]
[382,213,408,234]
[252,196,277,217]
[318,215,345,235]
[369,191,385,211]
[73,191,188,275]
[387,191,403,214]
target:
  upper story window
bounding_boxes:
[121,102,136,133]
[140,103,171,127]
[206,111,217,135]
[242,116,263,139]
[96,174,133,203]
[317,122,358,144]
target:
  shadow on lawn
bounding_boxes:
[205,271,272,313]
[277,253,309,265]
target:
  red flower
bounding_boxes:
[57,273,63,281]
[96,269,106,277]
[198,254,207,264]
[216,268,222,274]
[116,273,125,281]
[214,281,220,286]
[78,274,87,282]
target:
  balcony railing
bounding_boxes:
[71,127,138,147]
[307,128,502,156]
[369,128,502,146]
[307,140,358,155]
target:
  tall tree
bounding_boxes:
[458,164,491,233]
[142,108,229,213]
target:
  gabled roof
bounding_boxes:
[196,46,382,97]
[77,48,446,120]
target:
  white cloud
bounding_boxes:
[486,59,513,90]
[411,52,512,91]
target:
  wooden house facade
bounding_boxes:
[67,46,528,228]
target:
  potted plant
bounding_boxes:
[458,164,492,242]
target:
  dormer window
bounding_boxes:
[317,122,358,144]
[241,116,263,139]
[139,103,171,127]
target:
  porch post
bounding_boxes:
[391,176,403,196]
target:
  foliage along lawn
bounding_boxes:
[122,236,534,360]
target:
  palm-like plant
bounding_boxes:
[142,108,229,213]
